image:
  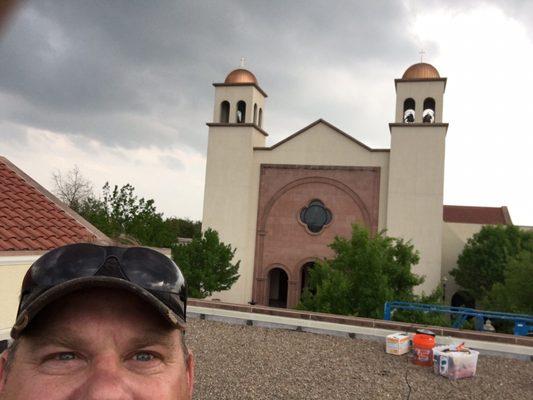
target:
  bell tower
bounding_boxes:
[202,66,268,303]
[386,62,448,295]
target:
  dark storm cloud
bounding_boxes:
[0,0,417,151]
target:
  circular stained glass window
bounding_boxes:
[299,200,332,233]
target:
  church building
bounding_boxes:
[201,63,512,309]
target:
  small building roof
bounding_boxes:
[0,156,111,252]
[443,205,512,225]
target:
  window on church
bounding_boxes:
[236,101,246,123]
[258,108,263,127]
[253,104,258,125]
[423,97,435,123]
[299,199,332,233]
[403,98,415,123]
[220,101,230,123]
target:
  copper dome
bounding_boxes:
[224,68,258,84]
[402,62,440,79]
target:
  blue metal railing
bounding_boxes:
[383,301,533,336]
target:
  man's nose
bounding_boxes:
[80,355,132,400]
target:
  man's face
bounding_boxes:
[0,288,194,400]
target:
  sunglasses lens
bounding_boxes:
[122,248,185,294]
[30,243,106,287]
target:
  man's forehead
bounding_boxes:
[24,325,178,351]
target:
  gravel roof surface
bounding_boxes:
[186,319,533,400]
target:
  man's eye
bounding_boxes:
[54,352,77,361]
[133,352,156,362]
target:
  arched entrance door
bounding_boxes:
[300,261,316,297]
[451,291,475,309]
[268,268,288,308]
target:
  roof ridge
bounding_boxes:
[254,119,390,152]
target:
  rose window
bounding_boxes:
[299,200,332,233]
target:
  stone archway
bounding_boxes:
[268,267,288,308]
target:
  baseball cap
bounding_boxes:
[11,243,187,339]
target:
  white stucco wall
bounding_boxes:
[0,256,37,334]
[387,124,447,295]
[441,221,483,301]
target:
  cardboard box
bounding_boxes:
[386,332,411,355]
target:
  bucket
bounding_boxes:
[412,329,436,366]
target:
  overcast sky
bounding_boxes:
[1,0,532,225]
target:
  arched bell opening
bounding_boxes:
[253,103,258,125]
[220,101,230,123]
[258,108,263,127]
[403,98,415,123]
[423,97,436,123]
[236,100,246,123]
[268,267,288,308]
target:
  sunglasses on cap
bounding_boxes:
[12,243,187,339]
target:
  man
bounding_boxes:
[0,243,194,399]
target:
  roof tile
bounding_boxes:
[0,157,109,251]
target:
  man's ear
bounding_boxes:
[0,350,9,392]
[186,351,195,399]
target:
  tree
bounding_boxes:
[172,228,240,298]
[482,250,533,314]
[450,225,533,300]
[298,225,423,318]
[54,167,202,247]
[78,183,169,247]
[163,217,202,240]
[52,166,93,212]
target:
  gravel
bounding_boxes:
[186,319,533,400]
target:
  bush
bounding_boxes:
[392,286,451,327]
[297,225,423,319]
[450,225,532,301]
[482,250,533,315]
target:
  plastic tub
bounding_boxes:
[433,345,479,380]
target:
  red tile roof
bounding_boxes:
[443,205,512,225]
[0,156,111,251]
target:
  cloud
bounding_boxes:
[407,1,533,225]
[0,0,416,151]
[1,126,206,219]
[0,0,532,224]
